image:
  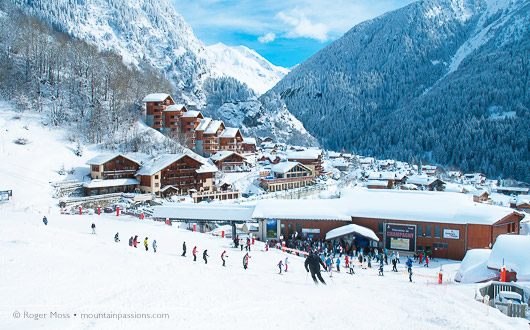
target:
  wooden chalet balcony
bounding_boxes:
[103,169,137,175]
[193,189,240,197]
[259,176,313,184]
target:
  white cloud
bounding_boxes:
[258,32,276,43]
[276,11,329,42]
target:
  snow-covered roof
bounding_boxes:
[196,117,212,131]
[516,195,530,206]
[84,178,139,188]
[210,151,245,162]
[327,151,341,158]
[271,161,310,174]
[406,175,444,186]
[181,110,202,118]
[135,154,186,176]
[252,199,351,221]
[164,104,186,112]
[286,149,322,160]
[242,138,256,145]
[219,127,239,138]
[204,120,223,134]
[197,163,218,173]
[455,249,498,283]
[366,180,388,187]
[142,93,171,102]
[153,204,255,221]
[487,235,530,280]
[86,154,140,166]
[342,188,519,225]
[368,171,396,180]
[160,185,178,192]
[325,224,379,241]
[495,187,530,193]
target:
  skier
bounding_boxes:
[246,238,251,252]
[265,240,269,252]
[336,257,341,272]
[42,216,48,226]
[367,256,372,268]
[221,250,227,267]
[243,253,250,270]
[396,251,400,263]
[278,260,283,274]
[391,252,398,272]
[304,251,327,285]
[424,255,430,267]
[152,239,157,253]
[114,232,120,243]
[407,257,413,282]
[203,250,209,264]
[349,260,355,275]
[378,257,384,276]
[193,246,197,262]
[240,238,244,251]
[144,237,148,251]
[91,223,96,235]
[419,252,424,264]
[133,235,138,248]
[128,236,133,247]
[285,257,289,272]
[182,241,187,257]
[345,255,350,268]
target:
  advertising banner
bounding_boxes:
[385,223,416,252]
[443,229,460,239]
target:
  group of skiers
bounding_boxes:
[124,234,157,253]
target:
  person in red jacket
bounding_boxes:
[424,255,430,267]
[193,246,197,262]
[345,255,350,268]
[419,252,424,264]
[243,253,250,270]
[133,235,138,248]
[221,251,228,267]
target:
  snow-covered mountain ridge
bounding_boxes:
[207,43,289,95]
[263,0,530,181]
[8,0,312,145]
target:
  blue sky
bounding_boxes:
[171,0,414,68]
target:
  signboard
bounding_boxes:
[302,228,320,234]
[443,229,460,240]
[385,224,416,252]
[0,190,13,202]
[266,220,277,239]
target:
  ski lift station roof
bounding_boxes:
[153,204,256,222]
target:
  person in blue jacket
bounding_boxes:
[406,257,413,282]
[336,257,341,272]
[43,216,48,225]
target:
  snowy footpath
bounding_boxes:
[1,211,528,330]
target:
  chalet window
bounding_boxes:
[417,225,423,237]
[425,225,432,237]
[435,226,441,238]
[155,183,159,187]
[155,175,159,179]
[296,222,302,235]
[416,245,422,251]
[378,222,384,234]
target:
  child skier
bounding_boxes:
[345,255,350,268]
[152,239,157,253]
[278,260,283,274]
[91,223,96,234]
[285,257,289,272]
[144,237,148,251]
[193,246,197,262]
[43,216,48,226]
[203,250,209,264]
[378,257,384,276]
[424,255,430,267]
[129,236,133,247]
[114,232,120,243]
[243,253,250,270]
[133,235,138,248]
[407,257,413,282]
[336,257,341,272]
[349,261,355,274]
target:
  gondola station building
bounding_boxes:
[153,188,524,260]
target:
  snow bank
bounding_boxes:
[488,235,530,281]
[455,249,498,283]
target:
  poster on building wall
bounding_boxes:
[443,229,460,239]
[266,220,277,238]
[0,190,12,202]
[385,224,416,252]
[302,228,320,239]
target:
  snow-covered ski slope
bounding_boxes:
[1,211,528,330]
